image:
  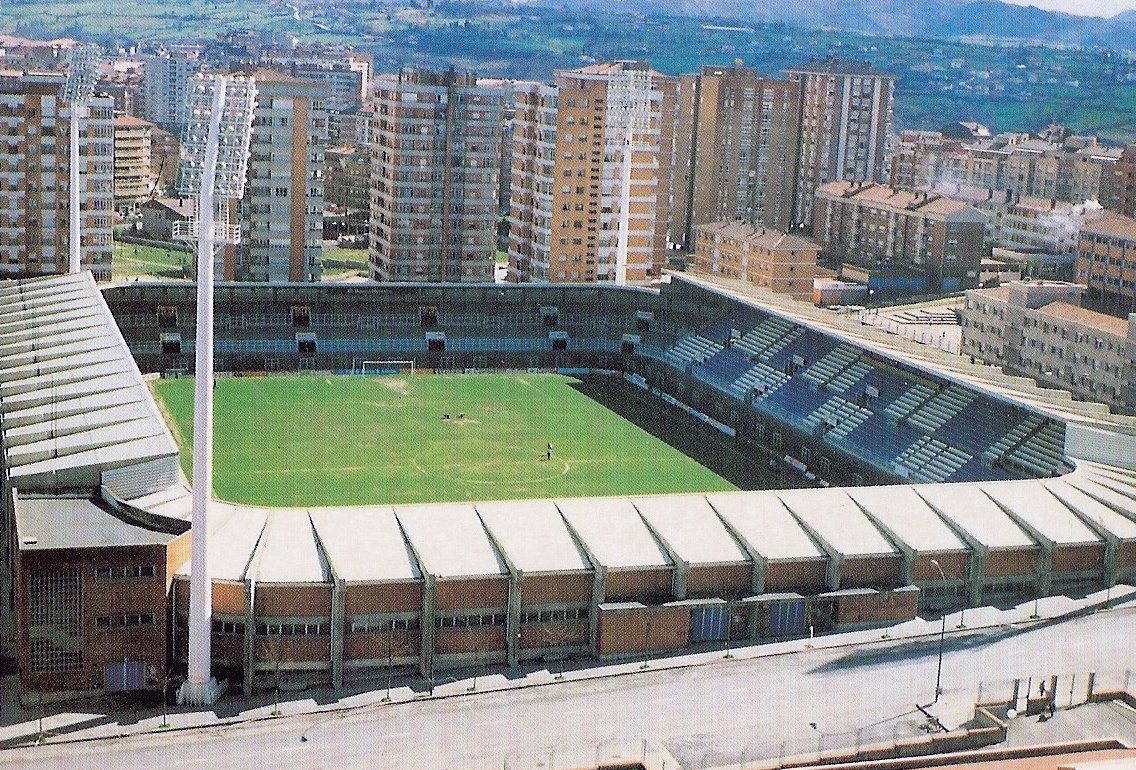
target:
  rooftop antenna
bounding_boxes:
[608,66,653,287]
[61,45,99,275]
[173,72,257,706]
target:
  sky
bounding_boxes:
[999,0,1136,16]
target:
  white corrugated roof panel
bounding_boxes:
[557,497,671,569]
[177,504,265,581]
[776,488,896,557]
[476,499,591,574]
[395,503,506,579]
[309,507,421,583]
[253,509,331,584]
[848,486,968,552]
[981,481,1101,546]
[1043,479,1136,540]
[707,491,826,561]
[916,483,1036,549]
[632,495,749,565]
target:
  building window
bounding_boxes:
[95,565,156,580]
[95,613,155,629]
[521,607,589,623]
[348,617,420,634]
[211,619,245,635]
[28,569,82,672]
[434,612,507,629]
[256,622,329,636]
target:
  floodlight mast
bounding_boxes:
[62,46,98,275]
[610,68,652,287]
[176,73,256,706]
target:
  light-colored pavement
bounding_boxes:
[2,587,1134,769]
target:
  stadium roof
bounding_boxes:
[14,495,176,550]
[395,503,507,579]
[915,483,1035,550]
[706,491,826,562]
[252,509,331,584]
[176,504,265,582]
[310,507,422,583]
[632,495,749,566]
[1042,480,1136,541]
[981,481,1102,547]
[0,273,178,491]
[476,500,591,575]
[847,486,969,553]
[557,497,672,570]
[777,488,897,558]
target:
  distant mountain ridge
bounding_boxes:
[519,0,1136,47]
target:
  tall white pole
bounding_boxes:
[185,77,227,701]
[615,128,632,287]
[68,102,83,274]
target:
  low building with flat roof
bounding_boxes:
[692,221,819,301]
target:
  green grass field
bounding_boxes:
[151,373,783,507]
[112,240,190,280]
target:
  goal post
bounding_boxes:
[359,359,416,376]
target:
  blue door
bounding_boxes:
[769,600,807,637]
[690,605,729,642]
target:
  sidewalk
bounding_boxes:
[2,585,1133,750]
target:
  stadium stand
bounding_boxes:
[5,272,1136,696]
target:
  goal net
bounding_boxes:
[359,359,416,376]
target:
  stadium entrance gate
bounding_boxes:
[690,604,729,643]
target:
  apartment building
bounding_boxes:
[263,51,372,113]
[691,220,818,300]
[813,181,986,295]
[1076,211,1136,317]
[369,68,505,283]
[113,114,153,213]
[671,65,800,249]
[141,48,199,133]
[960,280,1135,413]
[889,129,1122,207]
[229,69,328,283]
[0,71,114,280]
[509,61,677,284]
[786,58,895,229]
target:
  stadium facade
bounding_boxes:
[5,271,1136,695]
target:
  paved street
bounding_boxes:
[3,607,1133,770]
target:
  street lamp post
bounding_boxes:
[929,559,947,704]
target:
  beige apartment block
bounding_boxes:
[228,69,328,283]
[508,61,677,284]
[1077,211,1136,317]
[113,114,153,213]
[0,71,114,280]
[814,181,986,294]
[369,68,505,283]
[692,220,818,300]
[787,58,895,229]
[671,66,800,250]
[960,280,1136,413]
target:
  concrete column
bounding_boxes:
[243,579,255,696]
[419,573,436,680]
[181,78,227,707]
[330,578,345,689]
[589,567,606,653]
[505,574,521,669]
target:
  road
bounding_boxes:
[4,610,1133,770]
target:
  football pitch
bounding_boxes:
[151,373,785,506]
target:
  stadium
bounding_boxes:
[5,270,1136,697]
